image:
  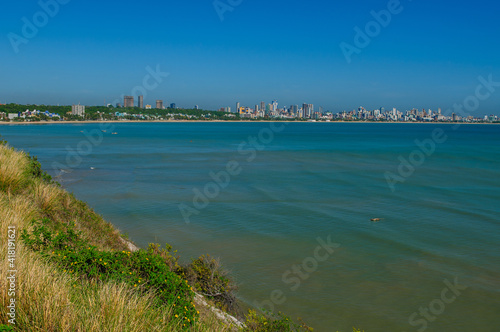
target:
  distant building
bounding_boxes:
[145,104,152,110]
[72,104,85,116]
[194,105,199,110]
[156,100,163,109]
[170,103,176,109]
[124,96,134,108]
[272,100,278,113]
[138,95,144,108]
[236,102,240,114]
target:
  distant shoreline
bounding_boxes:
[0,120,498,125]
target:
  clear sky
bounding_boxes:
[1,0,499,114]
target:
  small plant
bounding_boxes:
[184,254,238,313]
[27,154,54,183]
[0,325,14,331]
[243,310,313,332]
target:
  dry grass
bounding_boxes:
[0,145,29,194]
[0,144,234,331]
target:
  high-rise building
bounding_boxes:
[236,102,240,114]
[266,104,271,116]
[72,104,85,116]
[156,100,163,109]
[138,95,144,108]
[170,103,176,109]
[124,96,134,108]
[272,100,278,113]
[260,101,265,113]
[303,103,309,118]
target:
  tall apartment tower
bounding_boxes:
[156,100,163,109]
[303,103,309,118]
[236,102,240,113]
[124,96,134,108]
[138,95,144,108]
[72,104,85,116]
[272,100,278,112]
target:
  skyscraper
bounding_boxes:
[236,102,240,114]
[156,100,163,109]
[260,101,265,113]
[124,96,134,108]
[272,100,278,113]
[303,103,309,118]
[138,95,144,108]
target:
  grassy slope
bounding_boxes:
[0,144,233,331]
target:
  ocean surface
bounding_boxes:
[1,122,499,331]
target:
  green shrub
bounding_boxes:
[27,154,54,183]
[184,254,238,313]
[21,219,199,329]
[243,310,313,332]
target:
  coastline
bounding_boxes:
[0,120,498,125]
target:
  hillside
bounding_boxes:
[0,141,317,331]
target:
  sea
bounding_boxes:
[1,122,499,332]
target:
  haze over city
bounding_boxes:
[1,0,499,115]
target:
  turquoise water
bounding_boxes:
[1,122,499,331]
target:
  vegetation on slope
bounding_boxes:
[0,140,316,331]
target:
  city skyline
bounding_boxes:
[1,1,499,115]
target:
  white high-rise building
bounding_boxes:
[72,104,85,116]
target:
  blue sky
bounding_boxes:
[1,0,499,114]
